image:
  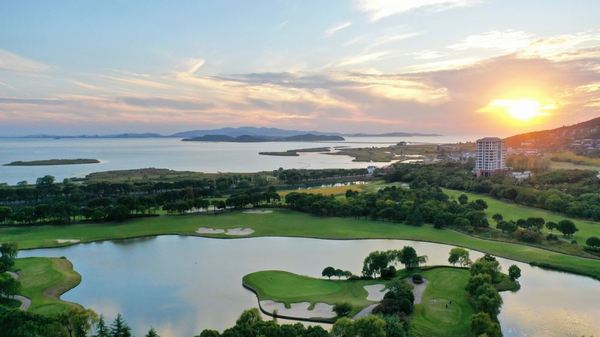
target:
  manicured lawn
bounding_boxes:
[443,188,600,244]
[243,270,381,316]
[14,257,82,315]
[1,209,599,280]
[410,268,473,337]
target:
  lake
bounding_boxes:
[21,236,600,337]
[0,136,470,185]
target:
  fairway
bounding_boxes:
[443,188,600,244]
[13,257,82,315]
[410,268,473,337]
[243,270,381,316]
[1,209,599,280]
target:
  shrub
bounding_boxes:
[381,266,397,279]
[411,273,423,284]
[333,302,353,317]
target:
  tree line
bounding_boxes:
[385,162,600,221]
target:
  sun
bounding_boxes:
[480,98,556,122]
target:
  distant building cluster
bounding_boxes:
[571,138,600,151]
[474,137,506,176]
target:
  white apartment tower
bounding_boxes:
[475,137,506,176]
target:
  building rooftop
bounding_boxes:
[476,137,503,142]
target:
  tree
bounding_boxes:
[362,251,391,278]
[333,302,353,317]
[0,242,18,273]
[0,206,12,223]
[557,219,578,237]
[93,316,110,337]
[382,315,407,337]
[472,283,503,317]
[236,308,262,327]
[334,269,345,279]
[545,221,558,232]
[322,266,336,279]
[397,246,426,269]
[497,220,517,233]
[353,315,386,337]
[331,317,354,337]
[465,273,492,295]
[58,307,98,337]
[526,217,545,231]
[196,330,220,337]
[586,236,600,249]
[0,273,20,299]
[448,247,471,267]
[473,199,488,210]
[508,265,521,281]
[471,312,501,337]
[458,194,469,205]
[110,314,132,337]
[470,255,501,283]
[491,213,503,224]
[146,328,161,337]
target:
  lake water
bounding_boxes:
[21,236,600,337]
[0,136,470,185]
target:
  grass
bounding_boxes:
[442,188,600,245]
[410,268,473,337]
[1,209,599,280]
[245,267,479,336]
[243,270,381,317]
[13,257,82,315]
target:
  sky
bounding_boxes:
[0,0,599,136]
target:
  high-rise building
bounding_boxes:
[475,137,506,176]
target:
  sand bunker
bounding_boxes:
[195,227,225,234]
[226,227,255,236]
[364,284,388,301]
[243,209,273,214]
[56,239,80,244]
[260,300,336,319]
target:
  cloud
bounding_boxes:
[337,51,389,67]
[0,49,49,73]
[449,30,533,52]
[324,22,352,38]
[185,58,206,75]
[366,32,421,50]
[519,31,600,60]
[356,0,481,21]
[408,50,445,60]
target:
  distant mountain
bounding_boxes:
[12,126,442,139]
[505,116,600,150]
[344,132,441,137]
[182,134,345,142]
[19,133,163,139]
[171,127,337,138]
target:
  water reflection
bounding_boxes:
[22,236,600,337]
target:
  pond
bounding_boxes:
[22,236,600,337]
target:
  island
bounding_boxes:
[259,147,332,156]
[243,247,520,337]
[4,159,100,166]
[182,134,345,142]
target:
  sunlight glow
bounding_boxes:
[480,98,556,122]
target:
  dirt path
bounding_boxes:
[5,271,31,311]
[406,278,428,304]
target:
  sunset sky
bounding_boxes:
[1,0,599,136]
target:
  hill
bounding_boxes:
[505,116,600,155]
